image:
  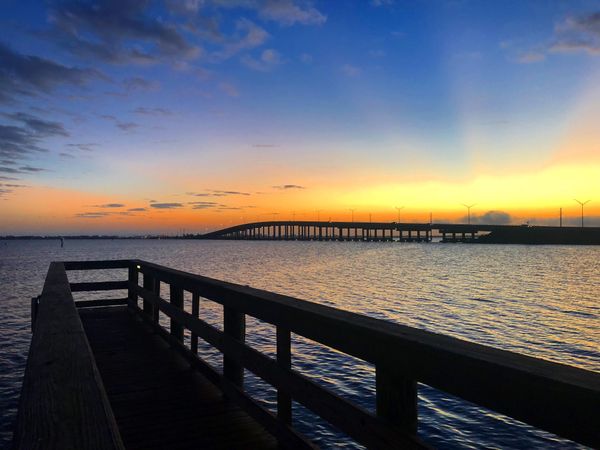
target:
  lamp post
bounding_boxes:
[316,209,323,221]
[348,209,355,223]
[574,199,590,228]
[395,206,404,223]
[462,203,476,225]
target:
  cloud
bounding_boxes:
[252,143,279,148]
[341,64,361,77]
[211,189,251,196]
[150,202,183,209]
[48,0,200,65]
[550,12,600,55]
[469,210,512,225]
[0,113,68,173]
[75,212,110,218]
[241,48,283,71]
[218,81,240,97]
[134,107,172,116]
[0,42,100,103]
[117,121,140,131]
[123,77,160,92]
[2,112,69,137]
[213,18,269,60]
[66,143,99,152]
[94,203,125,208]
[59,152,75,158]
[128,207,147,211]
[371,0,394,6]
[188,201,224,209]
[515,51,546,63]
[257,0,326,26]
[273,184,305,189]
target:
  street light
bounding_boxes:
[462,203,476,225]
[348,208,355,222]
[316,209,323,221]
[574,199,590,228]
[395,206,404,223]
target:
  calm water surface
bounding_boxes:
[1,240,598,448]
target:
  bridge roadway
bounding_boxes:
[198,221,530,242]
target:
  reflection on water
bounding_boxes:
[1,239,598,448]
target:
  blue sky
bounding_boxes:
[1,0,600,233]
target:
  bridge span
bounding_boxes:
[197,221,600,244]
[199,221,508,243]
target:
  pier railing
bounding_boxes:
[17,259,600,449]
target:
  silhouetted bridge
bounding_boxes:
[14,260,600,448]
[198,221,600,244]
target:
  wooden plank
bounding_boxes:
[75,298,129,308]
[132,261,600,448]
[80,306,281,450]
[64,260,131,270]
[70,280,128,292]
[13,262,124,450]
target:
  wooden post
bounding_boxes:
[191,293,199,354]
[169,284,184,342]
[376,364,418,435]
[224,306,245,387]
[142,272,154,318]
[128,265,138,309]
[152,279,160,324]
[277,326,292,424]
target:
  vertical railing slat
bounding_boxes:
[376,364,418,435]
[277,326,292,424]
[142,271,154,318]
[169,284,184,342]
[127,264,138,309]
[223,306,245,387]
[191,293,200,354]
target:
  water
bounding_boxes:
[1,239,598,448]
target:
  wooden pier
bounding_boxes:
[13,260,600,449]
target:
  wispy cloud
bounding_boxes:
[93,203,125,208]
[273,184,305,190]
[133,107,172,116]
[0,42,100,103]
[150,202,183,209]
[47,0,200,65]
[241,48,283,71]
[341,64,361,77]
[128,207,147,211]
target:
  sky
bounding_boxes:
[1,0,600,234]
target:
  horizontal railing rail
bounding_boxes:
[13,262,124,450]
[62,259,600,448]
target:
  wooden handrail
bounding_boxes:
[13,262,124,450]
[50,259,600,448]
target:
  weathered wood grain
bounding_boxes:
[12,262,124,450]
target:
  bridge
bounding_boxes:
[13,260,600,448]
[197,221,600,244]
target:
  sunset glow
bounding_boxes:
[1,1,600,234]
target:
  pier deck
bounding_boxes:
[79,305,276,450]
[13,259,600,449]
